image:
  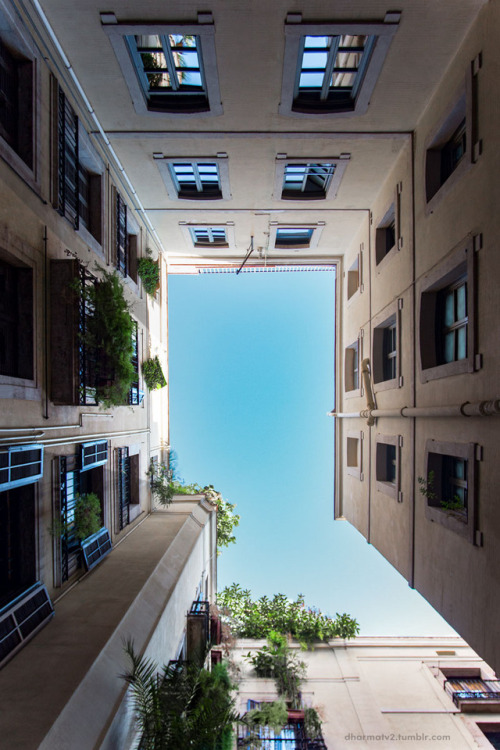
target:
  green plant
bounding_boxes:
[245,632,306,708]
[73,492,102,541]
[75,266,136,406]
[245,699,288,734]
[304,707,323,739]
[218,584,359,644]
[147,459,175,507]
[122,641,238,750]
[418,471,437,502]
[142,356,167,390]
[137,250,160,296]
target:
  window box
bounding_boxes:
[423,439,478,544]
[102,13,222,116]
[419,236,477,383]
[279,12,400,117]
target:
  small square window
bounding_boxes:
[423,440,478,543]
[376,435,400,499]
[269,223,323,251]
[345,339,359,392]
[347,256,360,300]
[103,17,222,116]
[190,227,228,247]
[279,15,400,117]
[274,154,350,201]
[419,237,476,383]
[375,204,396,265]
[155,155,230,201]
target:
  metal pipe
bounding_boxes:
[328,400,500,420]
[0,427,150,447]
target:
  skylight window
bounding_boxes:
[282,162,335,198]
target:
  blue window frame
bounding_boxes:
[0,445,43,491]
[294,34,376,112]
[282,162,336,199]
[190,227,228,247]
[275,227,314,248]
[126,34,209,112]
[169,162,221,199]
[80,441,108,472]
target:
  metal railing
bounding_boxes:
[77,264,98,405]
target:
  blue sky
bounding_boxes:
[168,269,455,636]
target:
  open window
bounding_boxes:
[102,13,222,116]
[269,223,324,250]
[279,12,400,117]
[423,439,479,544]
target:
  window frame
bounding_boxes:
[80,441,108,472]
[424,439,478,544]
[375,434,401,500]
[52,82,104,252]
[424,54,481,211]
[0,0,40,189]
[372,300,402,392]
[269,222,324,251]
[155,154,230,201]
[0,444,43,491]
[347,253,361,301]
[102,15,222,116]
[418,236,477,383]
[274,154,350,201]
[344,337,360,395]
[180,222,236,250]
[279,13,400,117]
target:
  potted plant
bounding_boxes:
[137,249,160,296]
[142,356,167,390]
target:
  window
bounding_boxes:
[0,445,43,491]
[55,87,102,245]
[115,191,138,280]
[270,223,324,250]
[190,227,227,247]
[376,435,401,500]
[0,583,53,668]
[346,432,363,480]
[373,308,400,389]
[345,339,359,392]
[425,54,481,206]
[80,441,108,472]
[0,256,33,381]
[274,154,350,200]
[155,154,230,201]
[0,37,33,169]
[102,14,222,116]
[347,256,360,300]
[478,725,500,748]
[279,13,400,116]
[443,675,500,710]
[419,236,477,383]
[375,203,396,264]
[424,440,478,544]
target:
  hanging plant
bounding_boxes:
[137,250,160,296]
[142,356,167,390]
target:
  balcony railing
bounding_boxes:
[445,679,500,708]
[237,723,327,749]
[77,263,99,405]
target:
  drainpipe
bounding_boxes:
[329,400,500,421]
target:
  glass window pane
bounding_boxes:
[444,331,455,363]
[179,51,199,68]
[302,51,328,69]
[304,35,330,48]
[299,72,324,89]
[331,71,357,88]
[444,291,455,327]
[456,283,467,320]
[180,71,202,88]
[457,325,467,360]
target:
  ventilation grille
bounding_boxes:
[0,583,54,668]
[81,527,112,571]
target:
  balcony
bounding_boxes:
[237,723,327,749]
[445,677,500,712]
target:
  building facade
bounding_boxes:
[0,0,499,745]
[234,636,500,750]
